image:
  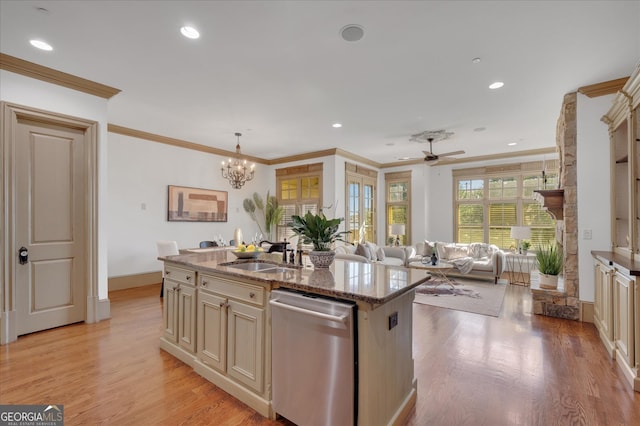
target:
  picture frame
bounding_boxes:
[167,185,228,222]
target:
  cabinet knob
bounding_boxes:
[186,275,192,280]
[201,280,208,286]
[249,292,255,298]
[219,301,225,307]
[165,270,171,275]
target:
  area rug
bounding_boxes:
[413,276,508,317]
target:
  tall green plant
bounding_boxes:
[242,191,283,241]
[290,211,350,251]
[536,244,563,275]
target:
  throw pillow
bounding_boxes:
[422,240,435,256]
[365,242,379,261]
[355,243,371,260]
[469,243,490,260]
[376,247,386,261]
[446,245,469,260]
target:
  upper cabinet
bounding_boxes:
[603,63,640,259]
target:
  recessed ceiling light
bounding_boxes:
[508,142,517,146]
[489,81,504,90]
[473,127,486,132]
[472,57,481,64]
[332,123,342,128]
[385,143,395,146]
[29,39,52,51]
[180,26,200,39]
[340,25,364,42]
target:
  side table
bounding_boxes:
[505,252,536,286]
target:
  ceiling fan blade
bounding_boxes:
[436,150,465,158]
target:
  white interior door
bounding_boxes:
[14,118,86,335]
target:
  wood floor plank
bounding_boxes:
[1,283,639,425]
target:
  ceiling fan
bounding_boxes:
[422,137,465,163]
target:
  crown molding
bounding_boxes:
[0,53,121,99]
[259,148,381,168]
[578,76,629,98]
[107,124,268,164]
[108,123,557,171]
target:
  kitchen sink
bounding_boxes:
[223,262,297,274]
[258,267,296,274]
[224,262,277,272]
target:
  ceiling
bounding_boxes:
[1,1,639,165]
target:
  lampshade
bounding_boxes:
[510,226,531,240]
[390,224,406,235]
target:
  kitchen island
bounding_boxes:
[159,248,430,425]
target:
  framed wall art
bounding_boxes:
[167,185,228,222]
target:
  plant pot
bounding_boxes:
[539,273,558,289]
[309,250,335,269]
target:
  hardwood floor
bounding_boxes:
[1,283,639,425]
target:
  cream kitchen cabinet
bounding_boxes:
[196,272,269,405]
[592,252,640,392]
[160,265,197,365]
[594,258,615,356]
[613,271,636,372]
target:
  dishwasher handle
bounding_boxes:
[270,298,350,323]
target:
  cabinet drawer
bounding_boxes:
[165,265,195,286]
[199,274,265,306]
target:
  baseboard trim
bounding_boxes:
[580,301,594,323]
[109,271,162,291]
[98,298,111,321]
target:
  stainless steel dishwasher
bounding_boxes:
[270,289,357,426]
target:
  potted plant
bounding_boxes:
[520,240,531,254]
[243,191,284,242]
[536,244,563,289]
[290,210,350,268]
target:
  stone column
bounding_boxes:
[532,92,580,320]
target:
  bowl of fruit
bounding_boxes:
[231,244,264,259]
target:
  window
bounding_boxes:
[345,163,377,243]
[276,163,323,243]
[385,171,411,246]
[454,160,558,250]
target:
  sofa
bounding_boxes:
[411,241,506,283]
[335,242,416,266]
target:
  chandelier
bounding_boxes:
[221,132,255,189]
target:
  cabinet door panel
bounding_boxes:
[614,272,634,367]
[227,300,264,392]
[178,284,197,354]
[163,280,179,343]
[197,291,227,372]
[595,262,613,341]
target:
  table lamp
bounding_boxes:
[390,224,406,246]
[510,226,531,254]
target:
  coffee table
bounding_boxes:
[408,261,457,289]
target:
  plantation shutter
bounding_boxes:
[488,203,517,248]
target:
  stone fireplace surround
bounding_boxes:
[531,92,579,320]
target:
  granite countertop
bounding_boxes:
[591,250,640,276]
[160,248,431,306]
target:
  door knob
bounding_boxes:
[19,247,28,264]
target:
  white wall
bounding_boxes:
[378,163,431,246]
[1,70,110,300]
[576,93,613,303]
[107,132,271,277]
